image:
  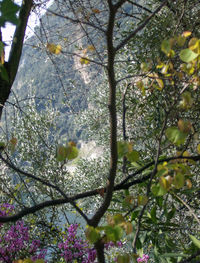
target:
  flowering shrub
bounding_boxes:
[58,223,97,263]
[0,204,125,262]
[137,254,149,263]
[58,224,124,263]
[0,203,46,262]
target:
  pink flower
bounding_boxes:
[137,254,150,263]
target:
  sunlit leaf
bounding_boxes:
[87,45,95,51]
[182,31,192,37]
[180,91,193,110]
[180,49,198,63]
[92,8,100,14]
[189,235,200,249]
[46,43,62,54]
[166,127,187,146]
[80,57,90,64]
[188,38,200,53]
[161,39,171,55]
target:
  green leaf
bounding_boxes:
[117,254,130,263]
[166,127,187,146]
[0,0,20,26]
[117,141,128,158]
[180,49,198,62]
[161,40,171,55]
[127,150,139,162]
[66,145,79,160]
[152,184,167,196]
[0,65,9,82]
[85,226,101,243]
[173,173,185,189]
[56,145,67,162]
[189,235,200,249]
[104,225,123,242]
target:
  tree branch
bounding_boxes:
[115,0,168,51]
[7,0,33,85]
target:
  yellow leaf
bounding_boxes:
[47,43,62,54]
[92,8,100,14]
[80,57,90,65]
[182,31,192,37]
[87,45,95,52]
[186,179,192,189]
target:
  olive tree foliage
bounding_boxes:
[0,0,200,262]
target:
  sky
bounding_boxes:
[2,0,54,61]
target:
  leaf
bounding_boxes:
[189,235,200,249]
[138,195,148,206]
[92,8,100,14]
[80,57,90,65]
[46,43,62,54]
[85,226,101,243]
[104,225,123,242]
[9,137,17,153]
[117,254,130,263]
[0,65,9,82]
[182,31,192,37]
[151,184,167,196]
[188,38,200,53]
[117,141,128,158]
[136,80,145,96]
[65,143,79,160]
[107,214,125,226]
[197,144,200,154]
[161,39,171,55]
[87,45,95,52]
[173,173,185,189]
[178,119,191,133]
[180,91,193,110]
[56,145,67,162]
[176,35,186,47]
[180,49,198,63]
[166,127,187,146]
[126,150,140,162]
[0,0,20,26]
[121,222,133,235]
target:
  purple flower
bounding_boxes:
[137,254,150,263]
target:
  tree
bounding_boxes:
[0,0,200,262]
[0,0,33,118]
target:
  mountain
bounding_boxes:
[10,2,101,142]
